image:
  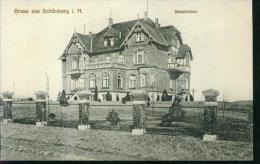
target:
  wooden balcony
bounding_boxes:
[167,63,190,73]
[85,61,126,70]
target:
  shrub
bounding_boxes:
[185,96,188,101]
[122,98,126,104]
[116,94,119,101]
[125,92,131,101]
[190,95,194,101]
[161,96,185,126]
[157,95,160,101]
[161,90,169,101]
[106,109,120,126]
[59,90,69,106]
[94,86,98,101]
[106,92,112,101]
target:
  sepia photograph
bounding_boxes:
[0,0,253,161]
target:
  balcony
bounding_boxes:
[167,63,190,73]
[67,69,84,75]
[85,61,126,70]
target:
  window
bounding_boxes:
[70,79,76,91]
[185,53,190,66]
[102,73,109,88]
[185,78,189,90]
[79,57,84,70]
[79,79,85,89]
[117,73,122,88]
[71,60,78,70]
[117,56,124,64]
[168,54,176,63]
[140,74,146,87]
[89,74,96,88]
[104,38,114,46]
[136,32,144,42]
[150,74,155,86]
[106,57,111,62]
[135,50,145,64]
[169,79,173,89]
[129,75,136,88]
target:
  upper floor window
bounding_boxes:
[79,79,85,89]
[185,52,190,66]
[117,73,123,88]
[176,39,181,48]
[117,55,125,64]
[89,74,96,88]
[106,57,111,62]
[150,74,155,86]
[171,46,178,55]
[185,78,189,90]
[71,60,78,70]
[135,50,145,64]
[102,73,109,88]
[129,75,136,88]
[104,37,114,47]
[140,74,146,87]
[136,32,144,42]
[79,57,84,70]
[168,54,176,63]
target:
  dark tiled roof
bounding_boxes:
[159,25,180,46]
[176,44,193,60]
[62,18,191,57]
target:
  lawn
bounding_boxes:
[0,123,253,160]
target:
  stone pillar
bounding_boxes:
[35,91,47,127]
[77,92,93,131]
[202,89,219,141]
[131,90,147,135]
[2,91,14,124]
[78,102,90,131]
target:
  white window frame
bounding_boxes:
[136,32,144,42]
[102,73,109,88]
[117,73,123,88]
[89,74,96,89]
[129,75,136,88]
[135,50,145,64]
[117,55,125,64]
[140,74,146,87]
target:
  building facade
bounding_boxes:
[60,13,193,101]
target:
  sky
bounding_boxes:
[0,0,252,101]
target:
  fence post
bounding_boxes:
[77,91,92,131]
[202,89,219,141]
[35,91,47,127]
[131,90,147,135]
[78,102,90,131]
[2,91,14,124]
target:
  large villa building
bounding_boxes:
[60,12,193,101]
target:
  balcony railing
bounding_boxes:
[85,61,126,70]
[167,63,191,73]
[67,69,84,75]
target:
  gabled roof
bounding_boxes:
[159,25,180,46]
[61,17,192,58]
[176,44,193,60]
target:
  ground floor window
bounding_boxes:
[102,73,109,88]
[117,73,123,88]
[89,74,96,88]
[129,75,136,88]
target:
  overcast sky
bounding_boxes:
[0,0,252,101]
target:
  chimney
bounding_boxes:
[109,17,113,28]
[155,18,160,28]
[144,11,148,21]
[89,31,93,52]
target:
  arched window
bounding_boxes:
[135,50,145,64]
[129,75,136,88]
[140,74,146,87]
[102,73,109,88]
[89,74,96,88]
[117,73,122,88]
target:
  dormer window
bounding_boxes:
[136,32,144,42]
[104,37,114,47]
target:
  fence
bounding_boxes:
[0,101,253,142]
